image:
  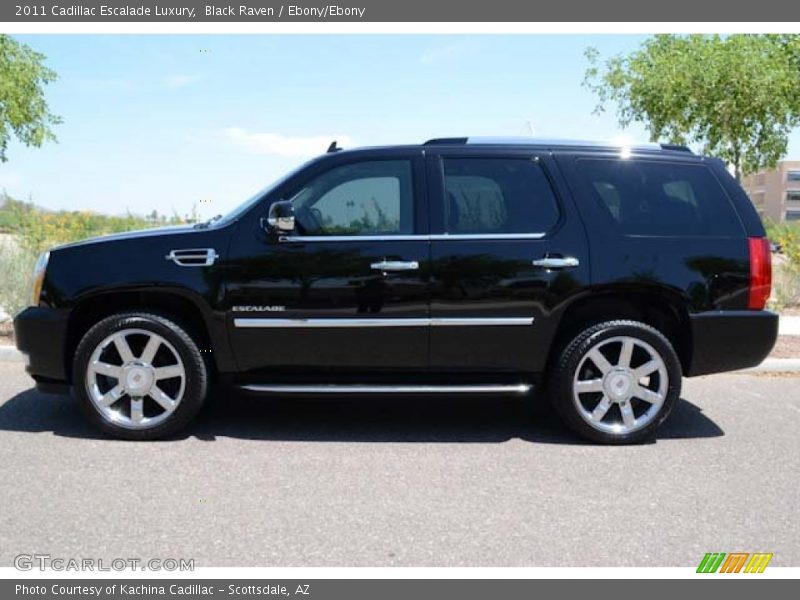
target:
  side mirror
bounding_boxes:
[265,200,295,233]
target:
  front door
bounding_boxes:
[426,149,590,373]
[226,153,430,375]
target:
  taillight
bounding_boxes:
[748,237,771,310]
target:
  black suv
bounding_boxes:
[14,138,778,443]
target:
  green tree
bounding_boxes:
[0,34,61,162]
[584,35,800,181]
[771,34,800,71]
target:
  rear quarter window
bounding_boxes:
[576,159,744,237]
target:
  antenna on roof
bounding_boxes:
[327,140,341,153]
[522,120,536,135]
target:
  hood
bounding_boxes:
[51,224,199,251]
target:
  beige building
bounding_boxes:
[741,161,800,223]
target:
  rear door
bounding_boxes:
[426,148,590,373]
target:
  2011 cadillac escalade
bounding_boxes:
[13,137,779,443]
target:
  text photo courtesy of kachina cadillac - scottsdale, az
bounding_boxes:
[0,30,799,576]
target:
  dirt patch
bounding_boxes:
[769,335,800,358]
[0,321,13,344]
[746,369,800,377]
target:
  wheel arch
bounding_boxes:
[546,286,692,374]
[64,287,233,383]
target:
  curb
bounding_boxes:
[779,316,800,336]
[1,345,799,372]
[742,358,800,373]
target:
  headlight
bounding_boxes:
[30,251,49,306]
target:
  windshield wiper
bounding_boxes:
[194,214,223,229]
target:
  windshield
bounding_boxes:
[203,158,318,228]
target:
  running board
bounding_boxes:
[239,383,531,395]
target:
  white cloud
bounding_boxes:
[223,128,356,159]
[163,74,202,89]
[420,42,471,65]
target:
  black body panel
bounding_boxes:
[225,238,431,371]
[686,310,778,376]
[14,306,69,381]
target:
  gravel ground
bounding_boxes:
[770,335,800,358]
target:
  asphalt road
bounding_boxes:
[0,362,798,568]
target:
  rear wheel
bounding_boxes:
[73,312,208,440]
[548,320,681,444]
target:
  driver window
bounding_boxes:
[289,160,413,236]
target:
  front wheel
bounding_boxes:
[548,320,682,444]
[73,312,208,440]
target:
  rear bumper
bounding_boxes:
[13,306,70,393]
[686,310,779,376]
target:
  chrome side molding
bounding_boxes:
[432,317,533,327]
[165,248,218,267]
[240,383,532,394]
[278,232,546,243]
[233,317,534,328]
[234,318,429,328]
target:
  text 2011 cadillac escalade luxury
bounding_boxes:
[14,137,779,443]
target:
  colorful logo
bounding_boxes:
[697,552,773,573]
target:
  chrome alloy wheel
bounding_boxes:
[85,328,186,430]
[572,335,668,435]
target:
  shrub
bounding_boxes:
[0,240,35,320]
[765,220,800,310]
[765,220,800,266]
[770,258,800,311]
[0,194,194,322]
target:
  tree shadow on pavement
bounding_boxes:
[0,385,724,445]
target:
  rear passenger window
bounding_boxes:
[577,159,743,236]
[442,158,560,234]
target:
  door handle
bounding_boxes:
[370,260,419,271]
[532,256,580,269]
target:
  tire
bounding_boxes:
[548,320,681,445]
[72,312,208,440]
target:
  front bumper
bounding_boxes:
[686,310,779,376]
[13,306,70,393]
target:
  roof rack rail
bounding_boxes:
[659,143,693,153]
[423,137,468,145]
[424,136,668,150]
[423,137,695,154]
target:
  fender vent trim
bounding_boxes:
[165,248,218,267]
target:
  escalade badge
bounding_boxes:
[231,306,286,312]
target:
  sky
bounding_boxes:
[3,34,800,220]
